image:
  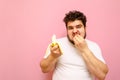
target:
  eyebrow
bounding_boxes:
[68,24,82,27]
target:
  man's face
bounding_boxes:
[67,20,86,44]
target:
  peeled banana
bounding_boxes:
[51,34,57,47]
[51,34,63,54]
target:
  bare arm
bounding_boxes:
[74,35,109,80]
[40,54,58,73]
[81,48,108,80]
[40,44,62,73]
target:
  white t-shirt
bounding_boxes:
[44,37,105,80]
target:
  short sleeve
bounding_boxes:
[90,43,106,63]
[44,44,51,59]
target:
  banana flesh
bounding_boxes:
[51,34,63,54]
[51,34,57,47]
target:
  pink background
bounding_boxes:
[0,0,120,80]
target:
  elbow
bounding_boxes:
[101,64,109,80]
[98,68,109,80]
[40,64,50,73]
[41,69,50,73]
[102,64,109,79]
[40,60,50,73]
[98,74,106,80]
[98,73,107,80]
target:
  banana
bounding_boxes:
[51,34,63,54]
[51,34,57,47]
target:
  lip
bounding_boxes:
[72,33,80,37]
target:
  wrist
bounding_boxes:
[79,47,89,53]
[49,53,57,61]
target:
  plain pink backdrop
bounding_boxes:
[0,0,120,80]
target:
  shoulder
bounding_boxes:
[57,37,68,43]
[86,39,106,63]
[57,36,68,40]
[85,39,101,50]
[56,36,72,47]
[85,39,99,46]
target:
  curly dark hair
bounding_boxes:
[63,10,87,27]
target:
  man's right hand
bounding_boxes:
[50,43,62,58]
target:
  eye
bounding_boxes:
[76,24,83,28]
[68,26,73,30]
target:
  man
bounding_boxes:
[40,10,108,80]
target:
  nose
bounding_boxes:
[73,28,78,34]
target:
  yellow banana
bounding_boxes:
[51,34,57,47]
[51,34,63,54]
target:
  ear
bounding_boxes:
[84,27,87,39]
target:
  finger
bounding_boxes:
[50,45,59,51]
[73,37,79,45]
[74,35,80,42]
[74,35,84,46]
